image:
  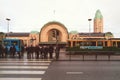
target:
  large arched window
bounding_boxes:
[48,29,60,42]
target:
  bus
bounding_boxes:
[2,39,24,53]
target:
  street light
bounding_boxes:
[55,29,60,60]
[6,18,11,37]
[88,18,92,46]
[88,18,92,33]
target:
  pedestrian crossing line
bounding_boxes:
[0,60,51,63]
[0,59,51,80]
[0,66,48,69]
[0,58,51,60]
[0,71,45,74]
[0,63,50,66]
[0,78,42,80]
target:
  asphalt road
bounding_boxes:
[43,61,120,80]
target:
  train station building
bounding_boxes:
[2,10,120,47]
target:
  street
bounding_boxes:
[43,61,120,80]
[0,52,120,80]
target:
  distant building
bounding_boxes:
[68,10,120,47]
[68,32,120,47]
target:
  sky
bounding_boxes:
[0,0,120,37]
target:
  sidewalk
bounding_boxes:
[1,49,120,61]
[58,49,120,61]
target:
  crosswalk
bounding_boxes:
[0,59,52,80]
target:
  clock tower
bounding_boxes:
[94,10,103,33]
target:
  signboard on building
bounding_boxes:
[80,46,103,49]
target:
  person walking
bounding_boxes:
[12,45,16,57]
[49,45,54,59]
[40,46,45,59]
[44,46,49,59]
[55,45,60,60]
[9,46,13,57]
[35,45,40,59]
[29,45,34,59]
[0,45,3,58]
[21,45,24,57]
[26,46,30,59]
[4,46,8,58]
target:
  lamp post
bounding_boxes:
[6,18,11,38]
[55,29,60,60]
[88,19,92,33]
[88,18,92,46]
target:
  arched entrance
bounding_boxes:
[48,29,61,42]
[39,21,68,46]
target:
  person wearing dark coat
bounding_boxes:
[55,45,60,60]
[35,45,40,59]
[49,45,54,59]
[26,46,30,59]
[29,45,34,59]
[40,46,44,59]
[0,45,3,58]
[21,45,24,57]
[4,46,8,58]
[9,46,13,57]
[44,46,49,59]
[12,45,16,57]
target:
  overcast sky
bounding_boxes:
[0,0,120,37]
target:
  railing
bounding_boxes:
[65,51,120,61]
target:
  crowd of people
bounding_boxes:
[26,45,60,59]
[0,44,60,59]
[0,44,21,58]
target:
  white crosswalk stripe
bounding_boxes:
[0,59,52,80]
[0,71,45,74]
[0,63,50,66]
[0,60,51,63]
[0,66,48,69]
[0,78,42,80]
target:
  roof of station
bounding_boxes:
[6,32,30,37]
[79,33,105,37]
[40,21,68,31]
